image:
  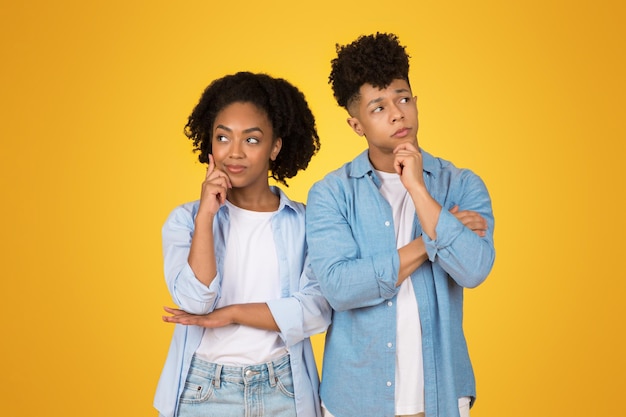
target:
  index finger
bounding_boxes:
[206,154,215,179]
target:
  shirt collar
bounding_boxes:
[272,185,298,213]
[215,185,297,217]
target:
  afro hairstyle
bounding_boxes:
[184,71,320,185]
[329,32,411,109]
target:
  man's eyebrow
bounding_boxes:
[366,89,411,107]
[366,97,384,107]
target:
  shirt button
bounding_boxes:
[385,221,391,226]
[387,381,392,387]
[387,342,393,348]
[387,301,393,306]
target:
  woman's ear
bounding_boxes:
[270,138,282,161]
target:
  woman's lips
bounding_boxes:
[225,164,245,174]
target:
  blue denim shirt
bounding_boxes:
[154,187,331,417]
[305,150,495,417]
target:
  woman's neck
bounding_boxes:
[227,186,279,212]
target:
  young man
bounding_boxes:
[305,33,496,417]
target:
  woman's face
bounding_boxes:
[210,102,282,191]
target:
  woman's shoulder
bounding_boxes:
[164,200,201,224]
[273,186,306,215]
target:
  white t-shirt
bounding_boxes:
[377,171,472,414]
[195,200,287,365]
[377,170,425,415]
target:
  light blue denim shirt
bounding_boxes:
[154,186,331,417]
[305,150,495,417]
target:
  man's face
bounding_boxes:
[347,78,419,164]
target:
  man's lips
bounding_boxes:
[392,127,411,138]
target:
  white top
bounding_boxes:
[195,200,287,365]
[376,170,424,415]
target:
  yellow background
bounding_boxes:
[1,1,624,416]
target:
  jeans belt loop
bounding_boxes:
[267,360,277,387]
[213,364,223,389]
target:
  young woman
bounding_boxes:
[154,72,331,417]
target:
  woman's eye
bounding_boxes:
[246,137,259,144]
[216,135,228,142]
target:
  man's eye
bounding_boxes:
[373,106,383,113]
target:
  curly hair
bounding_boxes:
[184,72,320,185]
[329,32,411,109]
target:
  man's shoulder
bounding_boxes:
[423,149,480,179]
[312,160,353,188]
[312,151,369,186]
[422,150,490,205]
[307,158,366,208]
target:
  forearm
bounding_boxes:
[163,204,219,314]
[164,297,328,343]
[228,303,280,332]
[424,209,495,287]
[408,183,442,240]
[162,302,279,331]
[396,237,428,286]
[188,214,217,286]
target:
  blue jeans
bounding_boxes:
[177,354,296,417]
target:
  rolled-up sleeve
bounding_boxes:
[267,264,331,348]
[422,171,495,288]
[162,203,219,314]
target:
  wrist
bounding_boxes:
[225,305,239,325]
[407,182,429,199]
[195,210,216,226]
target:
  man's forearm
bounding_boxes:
[396,237,428,286]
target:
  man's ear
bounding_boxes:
[347,117,364,136]
[270,137,282,161]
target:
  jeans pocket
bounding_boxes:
[179,371,215,404]
[274,371,295,398]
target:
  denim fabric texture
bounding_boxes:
[306,150,495,417]
[177,354,296,417]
